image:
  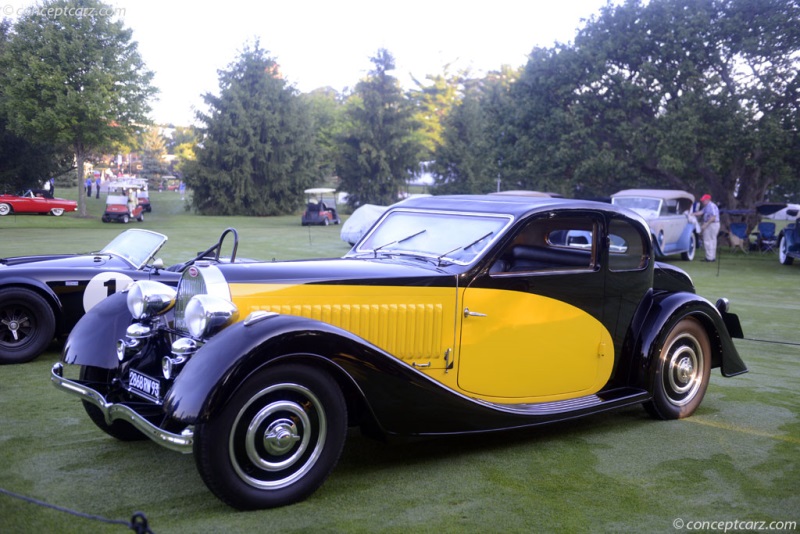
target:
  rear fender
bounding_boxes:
[630,292,747,391]
[2,277,65,335]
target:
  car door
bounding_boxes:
[456,211,614,402]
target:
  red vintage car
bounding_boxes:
[0,190,77,217]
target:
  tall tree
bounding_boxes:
[548,0,799,205]
[432,77,498,194]
[336,49,422,207]
[408,68,461,159]
[0,0,156,216]
[431,67,520,195]
[302,87,346,183]
[138,127,167,185]
[0,18,73,193]
[187,41,318,215]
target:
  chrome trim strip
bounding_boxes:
[51,363,193,454]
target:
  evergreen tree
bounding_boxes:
[187,42,318,216]
[138,128,167,186]
[336,49,422,207]
[431,79,498,194]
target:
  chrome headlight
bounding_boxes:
[184,294,238,338]
[127,281,177,320]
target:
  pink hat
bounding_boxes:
[700,194,711,202]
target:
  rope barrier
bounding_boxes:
[0,487,153,533]
[741,337,800,347]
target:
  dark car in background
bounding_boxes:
[53,195,745,509]
[1,228,243,363]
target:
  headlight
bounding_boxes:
[127,281,177,320]
[184,294,238,338]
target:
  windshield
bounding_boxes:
[100,229,167,269]
[612,197,662,218]
[353,209,512,264]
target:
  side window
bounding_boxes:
[493,214,597,273]
[608,218,649,271]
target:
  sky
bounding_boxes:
[15,0,615,126]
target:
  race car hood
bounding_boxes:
[0,253,117,269]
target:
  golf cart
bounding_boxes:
[301,187,340,226]
[102,182,145,223]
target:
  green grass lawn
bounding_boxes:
[1,189,798,533]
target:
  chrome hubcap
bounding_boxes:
[665,333,703,406]
[263,418,301,456]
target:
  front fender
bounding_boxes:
[164,315,372,424]
[62,291,132,368]
[632,292,747,391]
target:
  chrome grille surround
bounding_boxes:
[174,262,231,335]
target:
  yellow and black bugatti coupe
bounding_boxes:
[52,194,746,509]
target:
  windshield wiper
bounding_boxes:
[373,229,427,257]
[436,232,494,265]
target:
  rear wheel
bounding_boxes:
[779,235,794,265]
[644,317,711,420]
[0,287,55,364]
[80,366,146,441]
[137,212,144,222]
[194,364,347,510]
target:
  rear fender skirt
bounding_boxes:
[630,292,747,391]
[61,292,132,368]
[164,315,647,437]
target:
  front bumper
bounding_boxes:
[51,363,194,453]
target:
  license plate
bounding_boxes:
[128,369,162,402]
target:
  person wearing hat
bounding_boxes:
[693,194,720,261]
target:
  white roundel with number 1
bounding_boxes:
[82,272,136,312]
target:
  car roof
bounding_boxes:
[612,189,695,202]
[390,194,629,219]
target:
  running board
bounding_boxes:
[486,387,649,417]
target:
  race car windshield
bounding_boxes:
[100,229,167,269]
[353,209,511,265]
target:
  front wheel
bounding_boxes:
[779,235,794,265]
[0,287,56,364]
[137,212,144,222]
[194,364,347,510]
[644,317,711,420]
[121,214,129,224]
[50,208,65,216]
[681,232,697,261]
[0,203,11,216]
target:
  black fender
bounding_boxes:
[163,314,615,438]
[61,291,132,368]
[1,276,65,333]
[630,291,747,393]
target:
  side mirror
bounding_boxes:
[152,258,165,270]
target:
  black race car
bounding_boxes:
[1,228,242,363]
[52,195,746,509]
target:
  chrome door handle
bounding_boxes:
[464,308,487,318]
